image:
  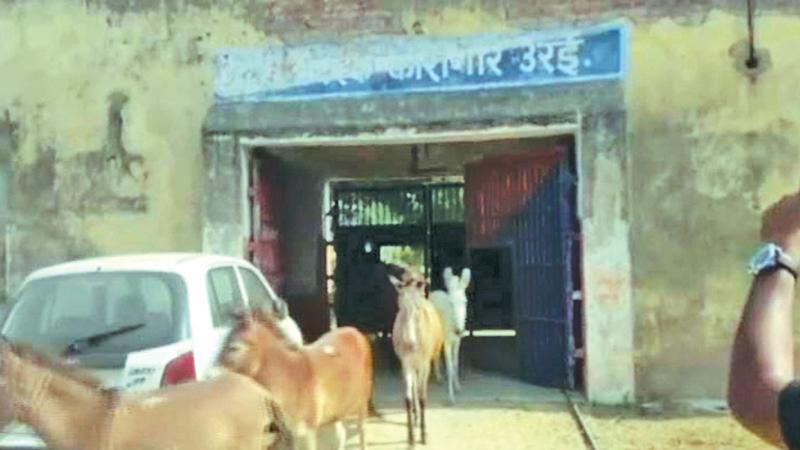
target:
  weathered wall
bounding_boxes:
[581,110,635,404]
[4,0,799,404]
[84,0,800,39]
[0,1,268,290]
[0,118,14,302]
[629,11,800,401]
[202,135,245,257]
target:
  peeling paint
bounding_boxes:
[583,151,635,404]
[0,0,266,262]
[630,10,800,400]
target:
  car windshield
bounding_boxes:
[2,271,189,366]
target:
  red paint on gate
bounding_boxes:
[464,147,565,247]
[248,155,286,296]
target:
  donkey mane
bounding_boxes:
[221,308,300,355]
[8,343,105,390]
[250,309,301,351]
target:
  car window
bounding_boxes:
[207,266,244,327]
[238,267,276,310]
[50,277,97,328]
[3,272,188,367]
[140,276,175,318]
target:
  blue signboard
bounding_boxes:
[214,21,628,103]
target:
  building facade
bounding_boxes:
[2,0,800,405]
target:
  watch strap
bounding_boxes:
[776,251,799,280]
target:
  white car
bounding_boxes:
[0,252,301,449]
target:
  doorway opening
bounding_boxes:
[247,135,584,391]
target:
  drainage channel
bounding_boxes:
[562,390,601,450]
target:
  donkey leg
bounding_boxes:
[419,366,431,445]
[405,397,414,445]
[316,422,345,450]
[454,338,463,393]
[412,382,420,427]
[404,370,415,445]
[420,397,428,446]
[295,428,318,450]
[433,355,443,384]
[443,342,456,405]
[358,416,366,450]
[410,370,420,428]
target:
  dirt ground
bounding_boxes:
[353,402,772,450]
[358,402,585,449]
[586,408,773,450]
[348,370,774,450]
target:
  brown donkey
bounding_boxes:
[389,273,444,446]
[0,341,293,450]
[217,309,374,450]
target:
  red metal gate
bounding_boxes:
[465,146,578,388]
[246,154,286,296]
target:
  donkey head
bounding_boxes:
[388,273,427,307]
[219,308,292,377]
[218,309,264,377]
[442,267,472,336]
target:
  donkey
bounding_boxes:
[255,301,351,450]
[263,299,350,449]
[217,308,374,450]
[429,267,472,405]
[389,273,444,446]
[0,340,292,450]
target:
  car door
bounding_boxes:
[197,265,246,378]
[235,264,282,312]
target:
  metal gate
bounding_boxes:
[465,146,578,388]
[246,155,286,295]
[330,182,465,333]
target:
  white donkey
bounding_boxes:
[429,267,471,405]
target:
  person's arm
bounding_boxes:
[728,192,800,447]
[729,269,795,446]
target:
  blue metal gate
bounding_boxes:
[465,146,577,388]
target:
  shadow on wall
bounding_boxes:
[637,349,731,403]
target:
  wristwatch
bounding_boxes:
[749,243,799,280]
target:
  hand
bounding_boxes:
[762,190,800,259]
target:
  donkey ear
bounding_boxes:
[229,306,245,321]
[273,298,290,320]
[388,275,403,289]
[442,267,454,284]
[460,267,472,290]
